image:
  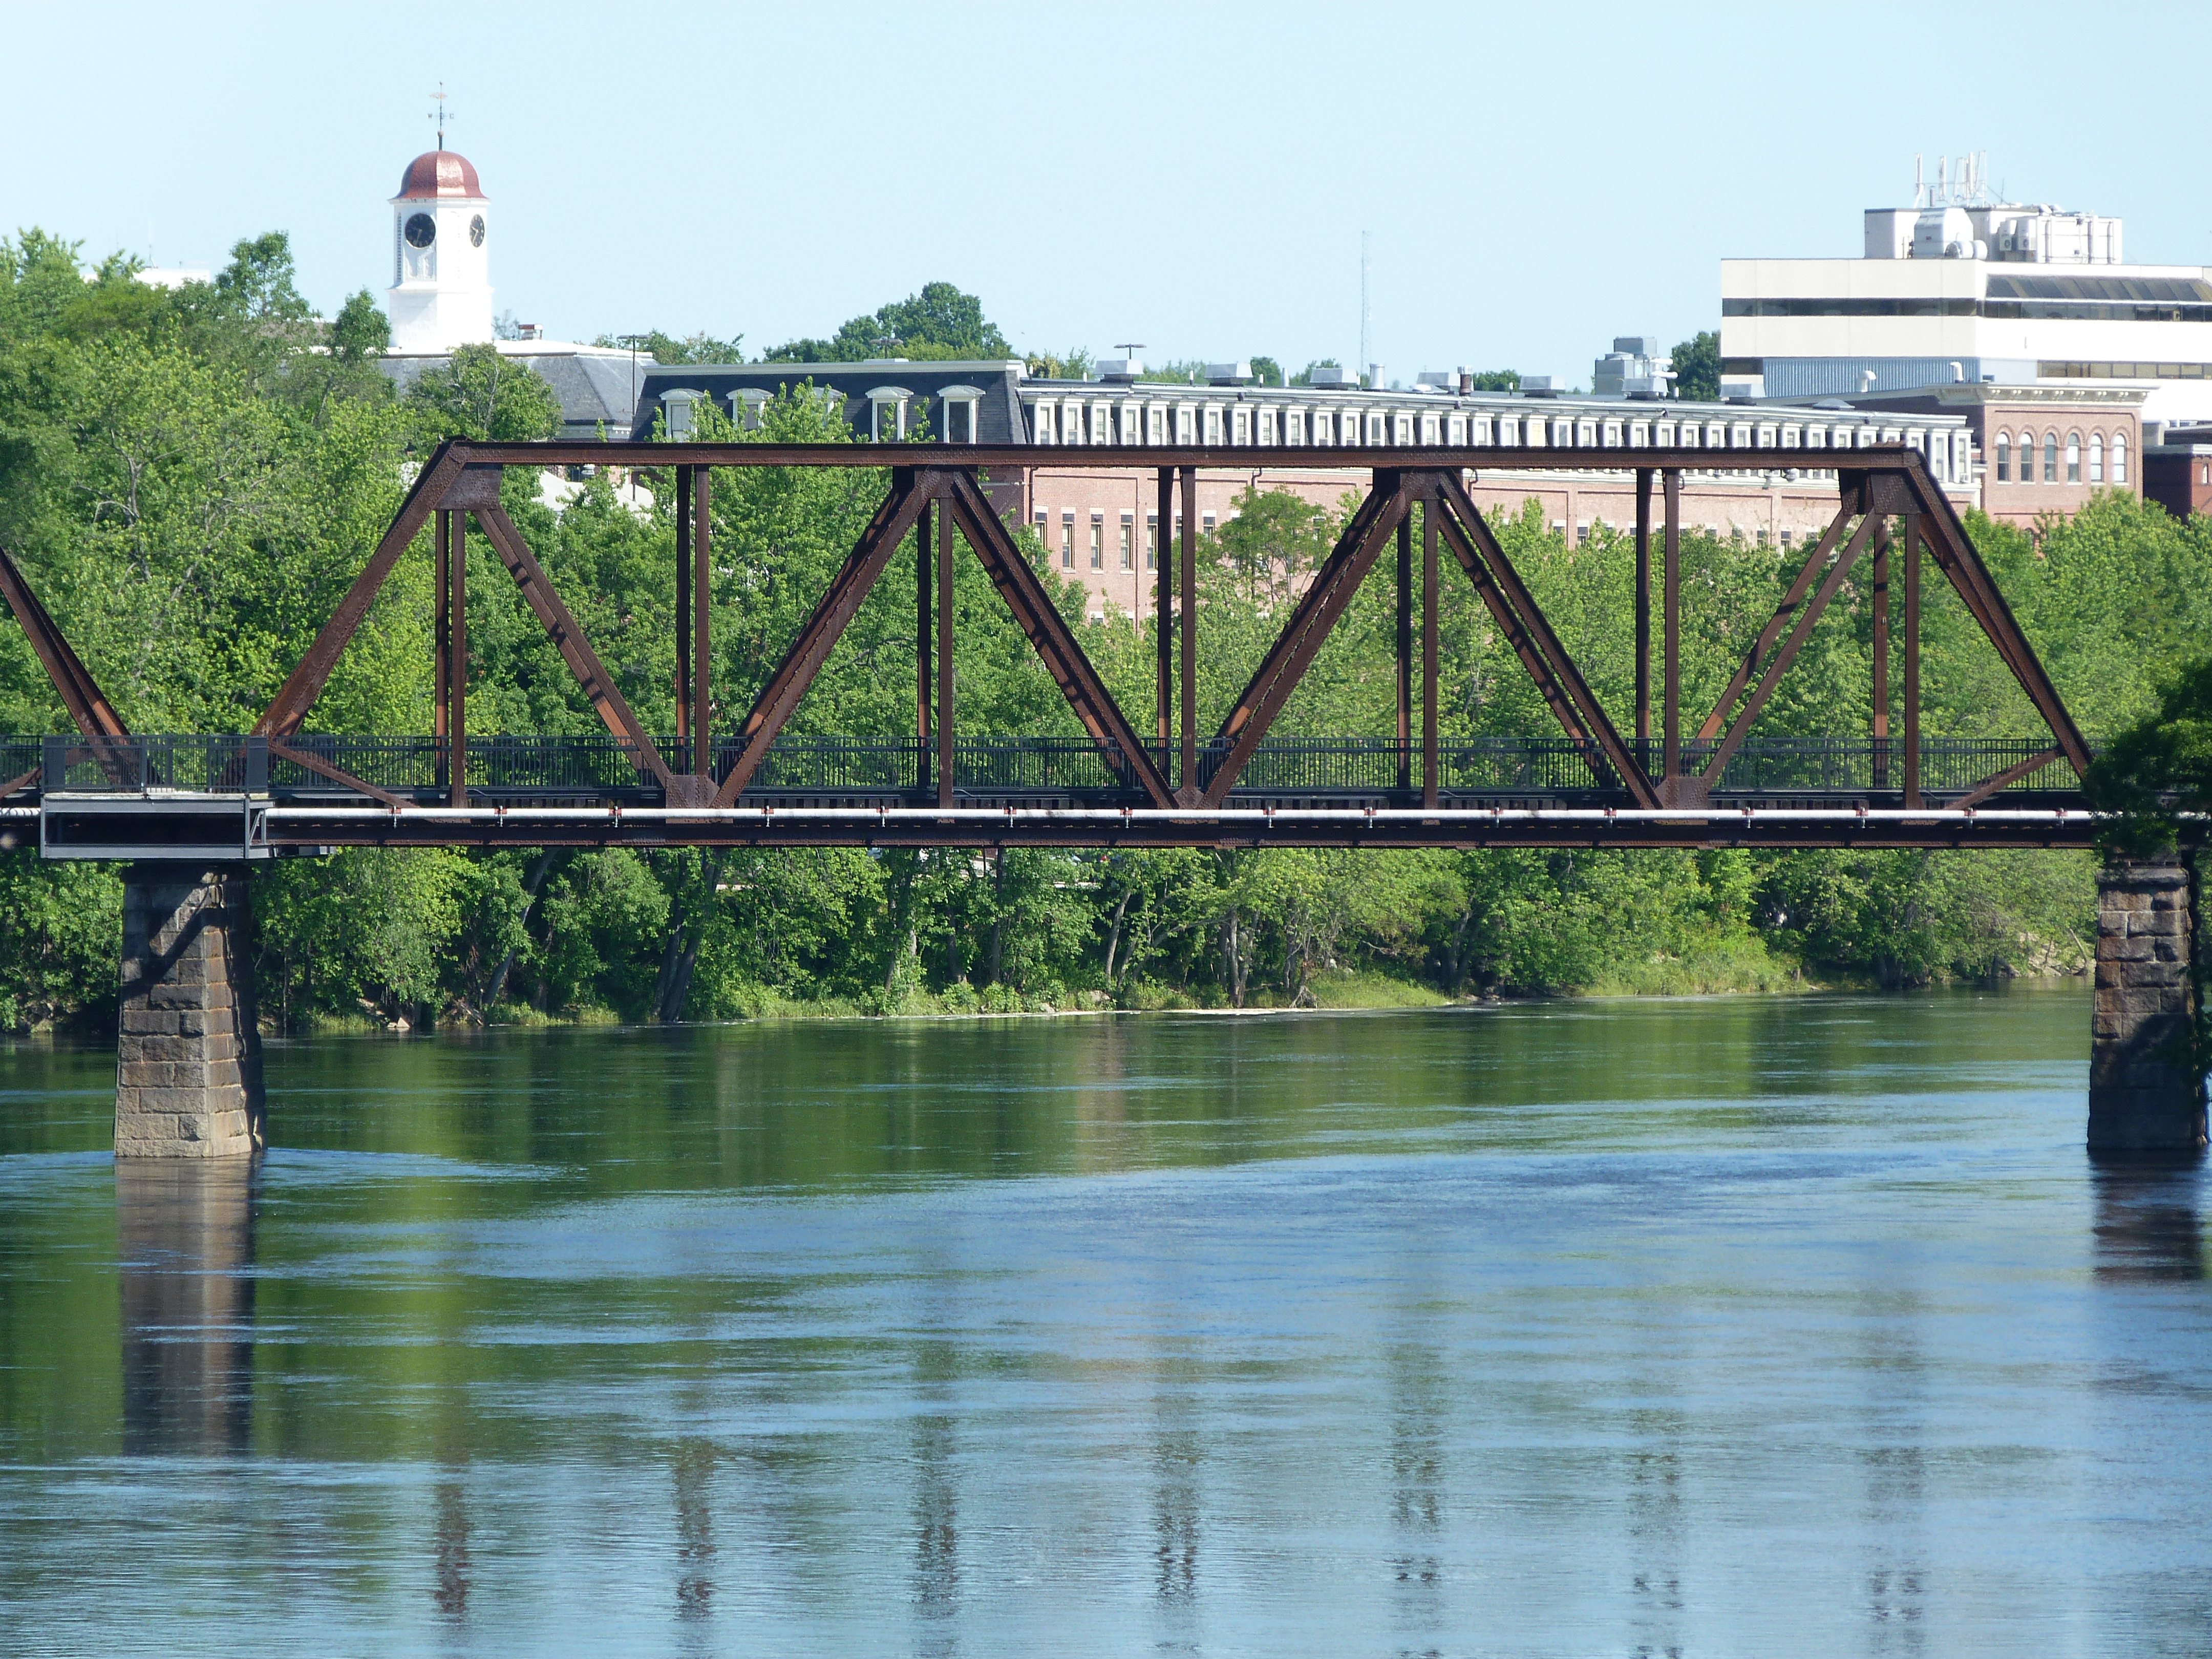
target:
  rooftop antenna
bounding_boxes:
[1359,230,1370,387]
[1913,154,1925,209]
[430,82,450,150]
[616,332,651,418]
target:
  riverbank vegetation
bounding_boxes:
[2,229,2204,1032]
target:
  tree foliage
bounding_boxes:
[1670,329,1719,401]
[767,281,1010,363]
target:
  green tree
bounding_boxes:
[403,342,563,442]
[1670,329,1719,400]
[2085,656,2212,856]
[768,281,1010,362]
[329,290,390,364]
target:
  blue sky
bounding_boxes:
[6,2,2202,380]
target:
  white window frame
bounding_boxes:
[939,385,984,444]
[866,387,912,442]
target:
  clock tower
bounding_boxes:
[386,147,493,353]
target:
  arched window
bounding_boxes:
[2114,433,2129,485]
[2066,432,2082,483]
[2043,431,2059,482]
[1995,432,2011,482]
[2090,433,2104,484]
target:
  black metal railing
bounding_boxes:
[16,732,2086,805]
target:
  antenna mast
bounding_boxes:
[1359,231,1370,387]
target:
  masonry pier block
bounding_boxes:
[115,864,264,1159]
[2090,861,2205,1153]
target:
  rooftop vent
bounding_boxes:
[1206,360,1252,386]
[1097,357,1142,382]
[1308,365,1357,388]
[1520,374,1560,397]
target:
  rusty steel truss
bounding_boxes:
[0,441,2097,853]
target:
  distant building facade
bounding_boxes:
[1723,157,2212,428]
[1825,382,2143,527]
[634,357,1973,620]
[2142,424,2212,519]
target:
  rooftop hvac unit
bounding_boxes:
[1206,361,1251,385]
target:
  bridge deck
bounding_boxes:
[9,733,2093,854]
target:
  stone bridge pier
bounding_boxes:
[115,864,264,1159]
[2091,860,2205,1154]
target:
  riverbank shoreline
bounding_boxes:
[303,961,2086,1037]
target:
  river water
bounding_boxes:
[1,988,2207,1656]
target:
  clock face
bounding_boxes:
[470,214,485,248]
[403,212,436,249]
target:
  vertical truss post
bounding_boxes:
[693,466,711,776]
[434,509,450,758]
[1178,465,1198,799]
[1421,498,1439,810]
[1903,508,1922,810]
[1662,469,1682,788]
[448,510,467,808]
[674,464,693,745]
[1871,515,1890,789]
[1155,467,1173,754]
[1395,508,1413,793]
[1634,468,1652,751]
[936,495,955,809]
[917,491,932,794]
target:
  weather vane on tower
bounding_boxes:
[430,82,451,150]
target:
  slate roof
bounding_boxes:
[379,348,648,439]
[627,360,1028,442]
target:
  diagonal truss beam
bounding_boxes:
[1199,478,1409,806]
[474,504,678,793]
[0,544,128,740]
[1950,744,2067,810]
[256,442,466,737]
[1697,512,1877,788]
[1434,474,1661,809]
[712,471,935,805]
[1695,498,1860,741]
[943,470,1175,809]
[266,737,411,809]
[1901,464,2093,775]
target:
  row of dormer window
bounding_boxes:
[1022,398,1964,481]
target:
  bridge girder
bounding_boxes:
[0,442,2096,851]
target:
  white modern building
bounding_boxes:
[1722,160,2212,426]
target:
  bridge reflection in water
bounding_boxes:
[116,1161,257,1456]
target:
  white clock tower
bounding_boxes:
[386,147,493,353]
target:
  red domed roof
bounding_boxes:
[395,149,484,200]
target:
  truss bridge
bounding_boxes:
[2,441,2092,857]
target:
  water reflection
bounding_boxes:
[1152,1383,1200,1615]
[432,1476,472,1619]
[671,1438,716,1622]
[2091,1153,2207,1282]
[1386,1340,1442,1630]
[10,990,2212,1654]
[115,1160,257,1455]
